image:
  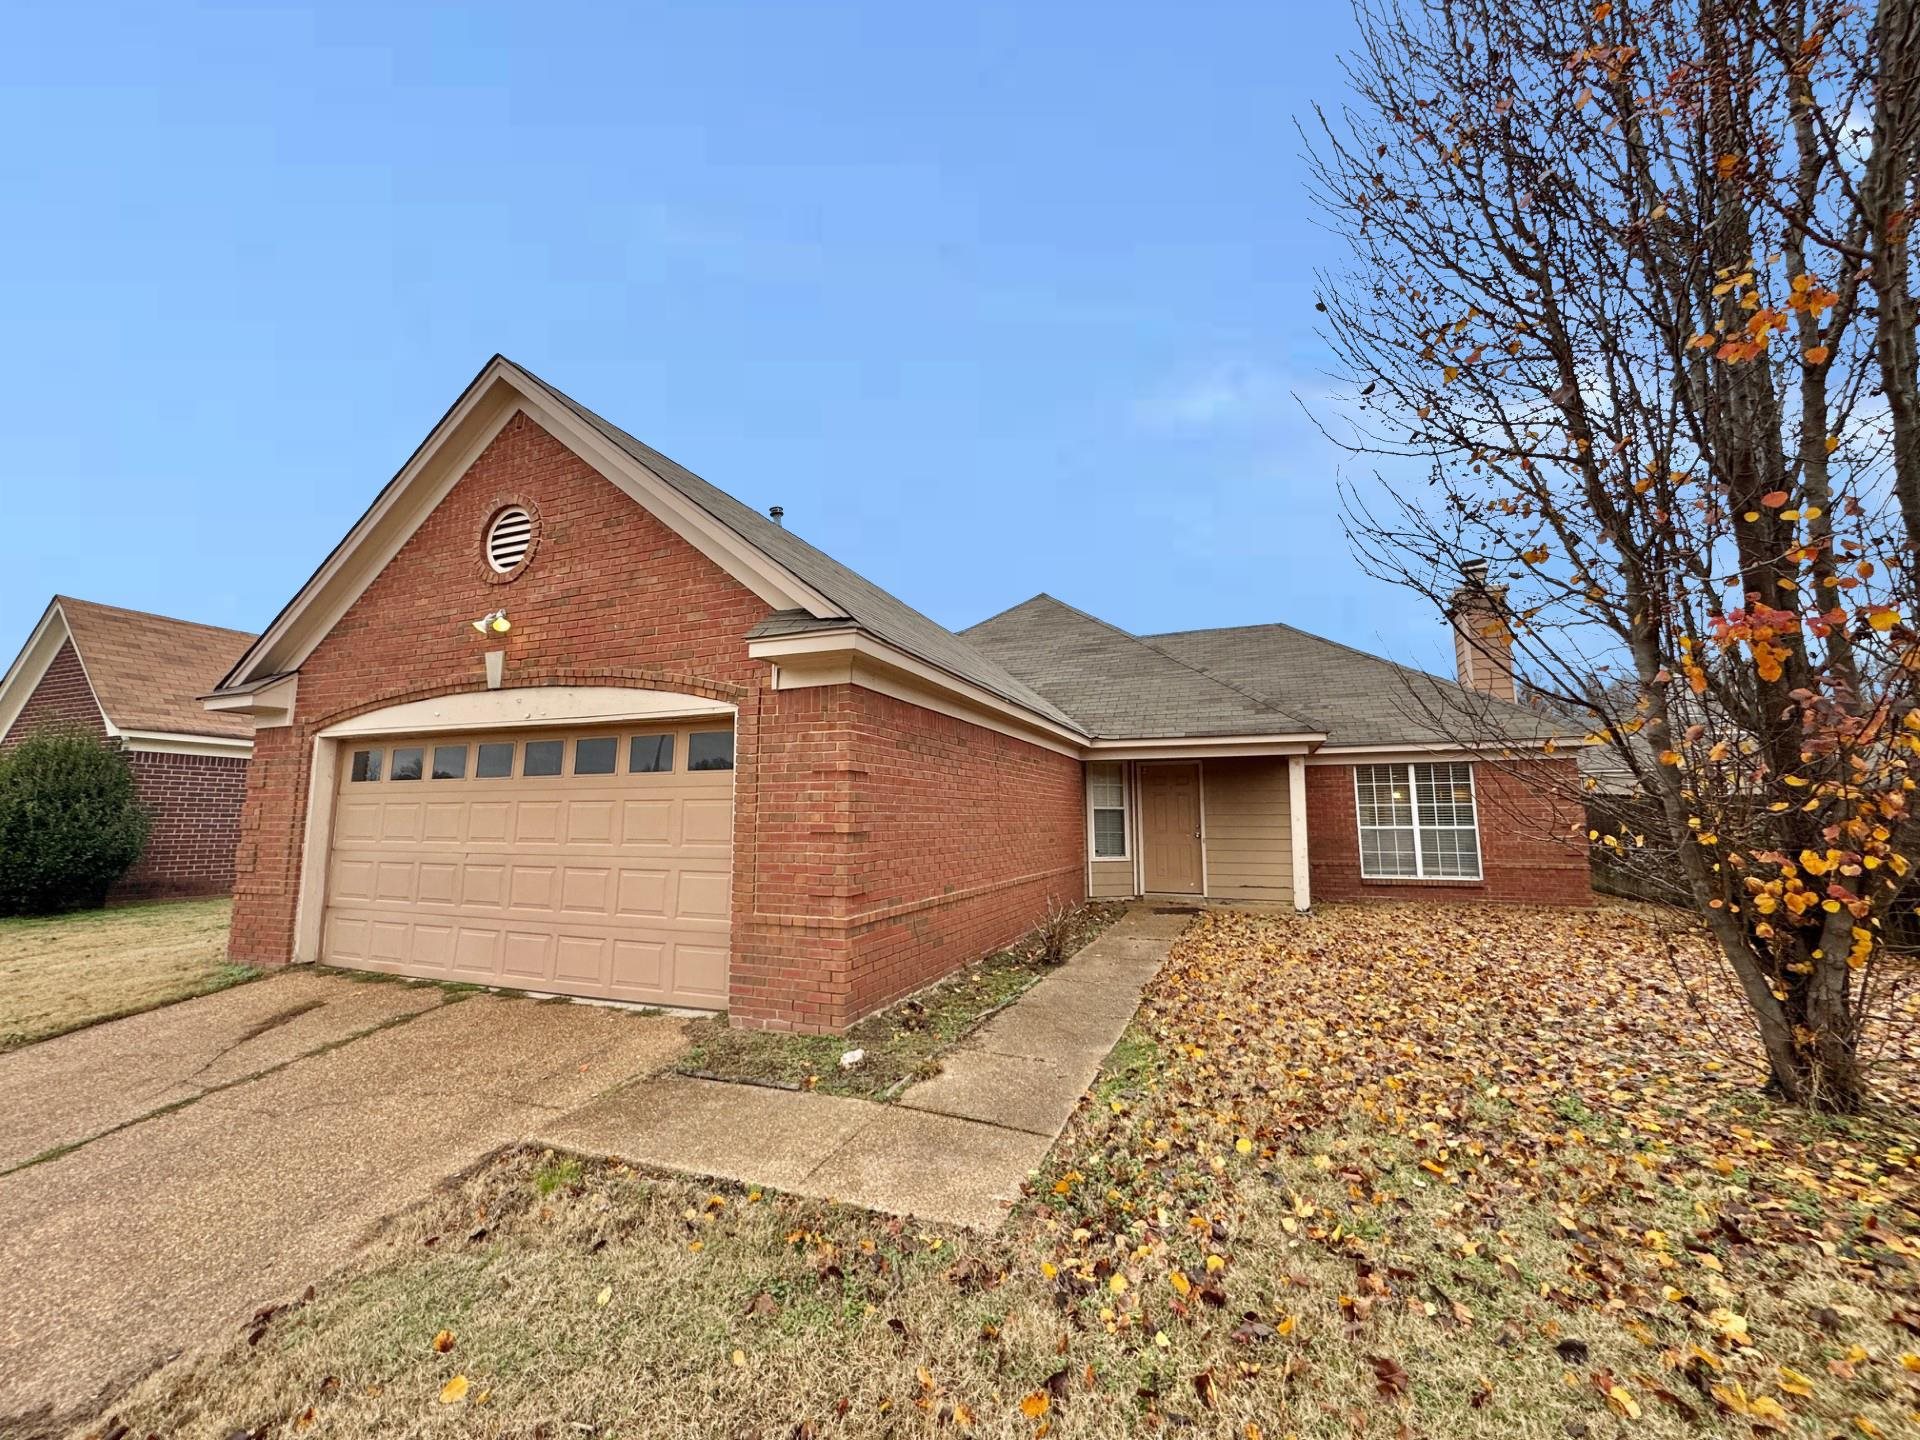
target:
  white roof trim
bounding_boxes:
[752,628,1342,760]
[750,628,1087,754]
[0,600,112,743]
[217,357,849,693]
[1305,738,1568,765]
[119,730,254,758]
[1086,733,1326,757]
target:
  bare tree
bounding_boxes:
[1309,0,1920,1109]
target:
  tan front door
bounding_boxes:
[1140,762,1204,894]
[321,721,734,1008]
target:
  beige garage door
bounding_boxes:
[321,721,734,1007]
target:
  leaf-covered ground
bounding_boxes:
[83,903,1920,1439]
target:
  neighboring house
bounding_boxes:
[0,597,257,899]
[204,355,1588,1034]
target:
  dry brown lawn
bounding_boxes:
[679,902,1128,1099]
[0,898,252,1051]
[79,903,1920,1439]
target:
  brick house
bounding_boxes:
[205,356,1587,1033]
[0,597,256,899]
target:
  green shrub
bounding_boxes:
[0,726,151,915]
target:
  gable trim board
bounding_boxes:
[219,359,848,697]
[0,601,110,743]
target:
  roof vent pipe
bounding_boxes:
[769,505,785,528]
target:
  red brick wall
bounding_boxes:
[830,688,1082,1026]
[1306,758,1591,906]
[113,750,249,900]
[1,640,106,746]
[229,411,1082,1032]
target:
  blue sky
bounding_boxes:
[0,1,1457,680]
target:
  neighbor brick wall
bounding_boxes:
[1,640,106,746]
[5,640,247,898]
[229,411,1082,1033]
[113,750,249,900]
[1306,758,1591,906]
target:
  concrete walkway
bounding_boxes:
[0,981,686,1438]
[538,904,1186,1230]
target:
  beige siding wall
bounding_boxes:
[1090,857,1136,899]
[1201,757,1294,903]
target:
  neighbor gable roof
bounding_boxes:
[214,356,1080,733]
[0,596,257,744]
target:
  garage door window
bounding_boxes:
[574,736,617,775]
[523,739,563,776]
[390,747,424,781]
[349,749,382,782]
[431,745,467,780]
[630,734,674,773]
[688,731,735,771]
[475,742,514,778]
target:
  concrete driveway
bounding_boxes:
[0,972,687,1438]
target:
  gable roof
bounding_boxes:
[1,597,257,743]
[214,356,1080,733]
[961,595,1321,740]
[1144,620,1566,748]
[516,365,1083,733]
[206,353,1561,753]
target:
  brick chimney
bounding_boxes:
[1446,559,1516,701]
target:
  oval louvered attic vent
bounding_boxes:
[485,506,533,573]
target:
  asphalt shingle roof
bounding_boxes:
[57,597,257,740]
[959,595,1321,740]
[1144,621,1566,748]
[512,362,1084,735]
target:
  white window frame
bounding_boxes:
[1353,761,1482,881]
[1087,762,1130,861]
